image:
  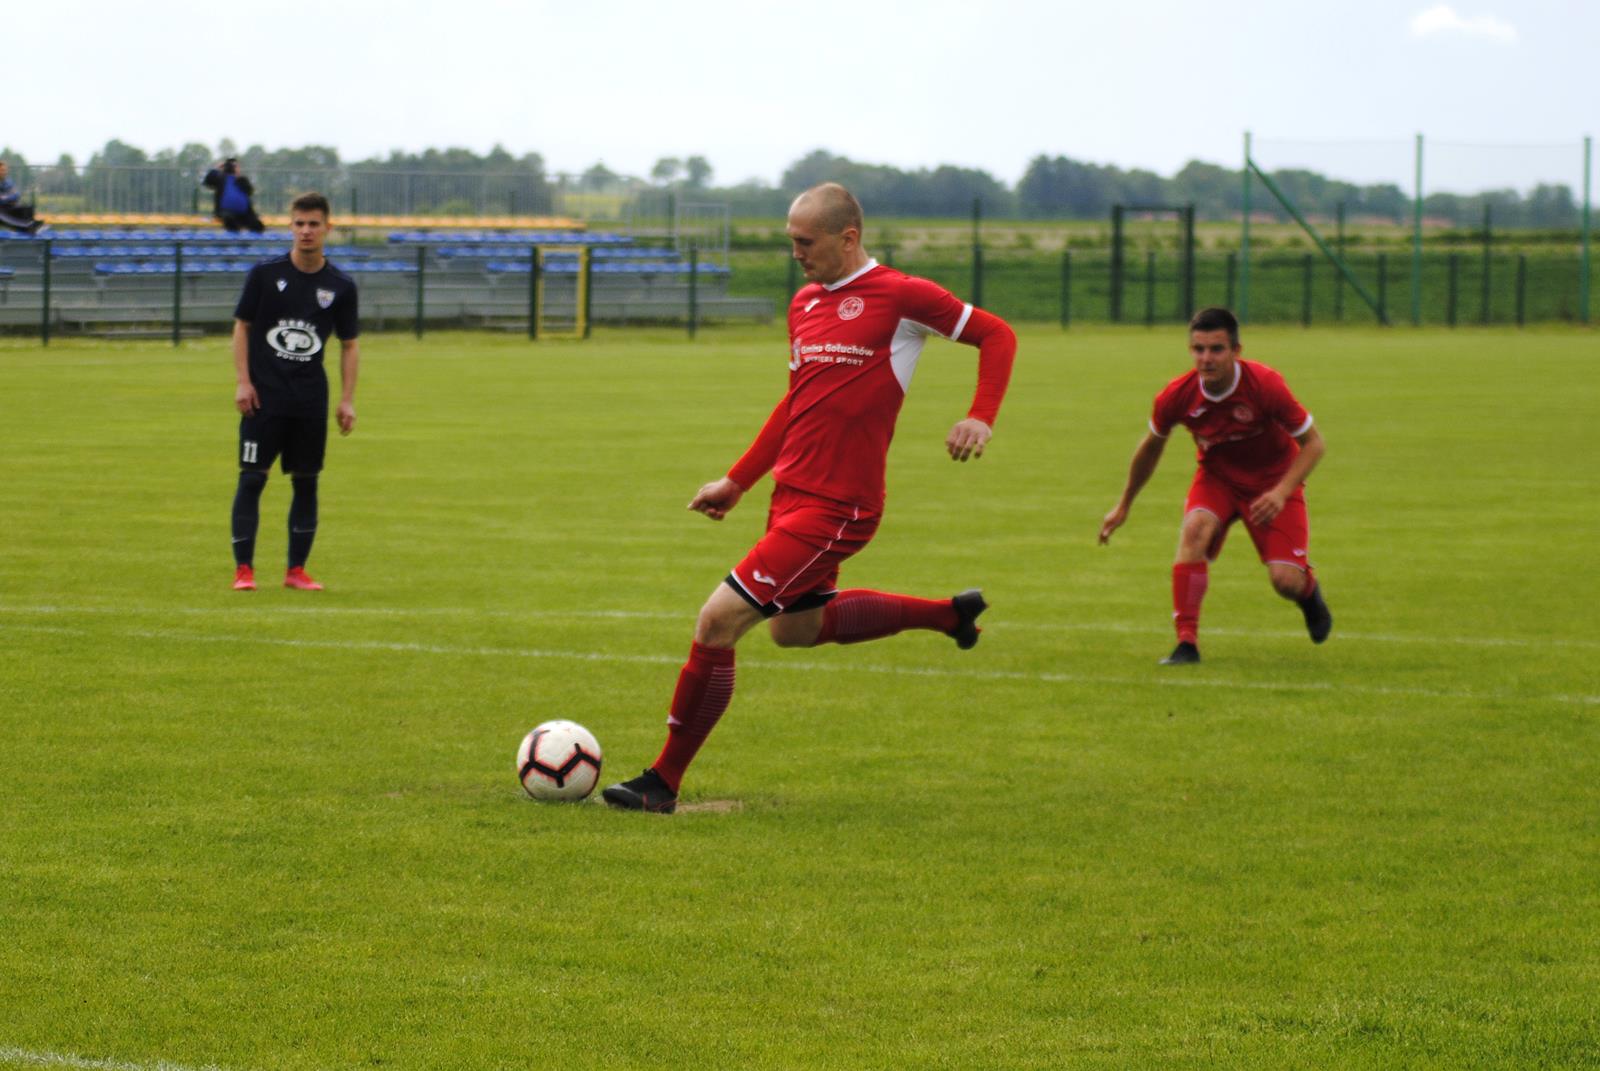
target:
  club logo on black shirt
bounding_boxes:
[266,320,324,362]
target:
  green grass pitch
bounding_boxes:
[1,324,1596,1070]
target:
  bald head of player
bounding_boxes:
[787,183,870,285]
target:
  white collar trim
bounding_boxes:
[823,258,879,291]
[1200,362,1242,402]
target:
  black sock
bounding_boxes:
[231,470,267,566]
[288,474,319,568]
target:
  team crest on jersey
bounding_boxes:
[266,320,325,362]
[1232,404,1255,423]
[837,296,865,320]
[316,288,335,309]
[275,279,287,292]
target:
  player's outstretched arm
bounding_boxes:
[688,477,745,521]
[952,308,1016,461]
[232,319,258,415]
[1100,431,1168,544]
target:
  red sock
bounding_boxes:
[811,589,959,646]
[1172,562,1208,645]
[651,642,735,792]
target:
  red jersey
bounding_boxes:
[728,260,1011,512]
[1150,359,1313,495]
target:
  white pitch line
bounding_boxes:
[0,603,1593,650]
[3,622,1594,707]
[0,1046,232,1071]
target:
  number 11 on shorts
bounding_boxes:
[242,440,259,464]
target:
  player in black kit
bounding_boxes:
[230,192,361,591]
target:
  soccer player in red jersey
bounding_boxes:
[1098,306,1332,664]
[603,183,1018,813]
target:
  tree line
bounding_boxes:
[0,140,1585,228]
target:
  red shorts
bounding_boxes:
[728,485,880,616]
[1184,469,1311,570]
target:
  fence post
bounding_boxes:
[1182,204,1196,318]
[41,238,51,347]
[1301,253,1313,327]
[528,245,539,341]
[970,197,983,308]
[688,244,698,340]
[581,248,593,339]
[1480,204,1492,325]
[1110,204,1124,322]
[1582,134,1591,324]
[1412,132,1424,327]
[1377,252,1388,325]
[1240,130,1252,322]
[1516,254,1527,327]
[1142,251,1155,326]
[1059,249,1072,329]
[786,255,796,298]
[1224,251,1236,311]
[414,245,425,339]
[173,241,183,347]
[1447,254,1459,327]
[1335,202,1346,322]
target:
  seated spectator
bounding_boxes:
[202,158,266,234]
[0,160,45,234]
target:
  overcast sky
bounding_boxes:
[9,0,1594,191]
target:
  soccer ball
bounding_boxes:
[516,720,603,801]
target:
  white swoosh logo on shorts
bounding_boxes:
[753,570,776,586]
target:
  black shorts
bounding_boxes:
[238,411,326,473]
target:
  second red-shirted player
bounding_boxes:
[1099,306,1333,664]
[602,183,1017,813]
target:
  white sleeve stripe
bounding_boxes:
[950,303,973,341]
[1290,413,1314,437]
[1148,420,1168,439]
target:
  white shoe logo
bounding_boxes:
[753,570,776,586]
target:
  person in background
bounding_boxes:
[203,158,266,234]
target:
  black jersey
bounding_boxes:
[234,254,360,415]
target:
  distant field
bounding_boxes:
[2,326,1597,1070]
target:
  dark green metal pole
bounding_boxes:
[41,239,51,346]
[1582,135,1592,324]
[1240,130,1252,321]
[1447,254,1459,327]
[1334,202,1346,322]
[173,241,183,347]
[1224,251,1236,310]
[581,250,593,339]
[1301,253,1313,327]
[1412,133,1424,326]
[414,245,425,338]
[1144,251,1155,326]
[687,245,698,340]
[786,255,797,297]
[1059,249,1072,329]
[970,197,983,308]
[1110,204,1124,322]
[528,245,539,340]
[1249,161,1387,324]
[1480,204,1492,325]
[1182,204,1196,318]
[1377,253,1389,325]
[1515,254,1527,327]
